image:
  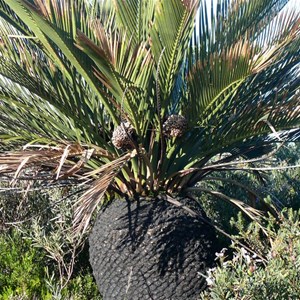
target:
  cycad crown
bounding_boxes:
[0,0,298,233]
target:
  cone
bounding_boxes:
[112,122,135,149]
[163,115,188,138]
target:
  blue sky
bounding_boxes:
[286,0,300,10]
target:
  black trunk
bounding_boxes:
[89,198,219,300]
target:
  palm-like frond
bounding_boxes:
[150,0,199,111]
[0,0,299,233]
[114,0,156,45]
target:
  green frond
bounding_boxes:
[76,29,155,135]
[0,0,299,232]
[186,1,299,124]
[114,0,156,45]
[150,0,199,114]
[194,0,291,59]
[3,0,119,123]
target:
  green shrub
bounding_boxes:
[0,229,51,300]
[0,184,102,299]
[61,273,102,300]
[0,228,101,300]
[200,208,300,300]
[197,143,300,231]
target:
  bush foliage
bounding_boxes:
[0,186,101,300]
[0,228,101,300]
[0,229,51,299]
[200,208,300,300]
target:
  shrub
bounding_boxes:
[0,228,101,300]
[61,273,102,300]
[0,185,101,299]
[0,229,51,299]
[200,208,300,300]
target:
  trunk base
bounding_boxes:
[89,198,219,300]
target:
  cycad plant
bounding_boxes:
[0,0,299,299]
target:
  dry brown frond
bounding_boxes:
[77,30,112,64]
[0,143,90,181]
[55,148,95,179]
[187,187,263,221]
[73,150,137,236]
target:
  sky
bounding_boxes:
[286,0,300,11]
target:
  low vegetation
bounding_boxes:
[200,208,300,300]
[0,144,299,299]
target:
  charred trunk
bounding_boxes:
[89,197,219,300]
